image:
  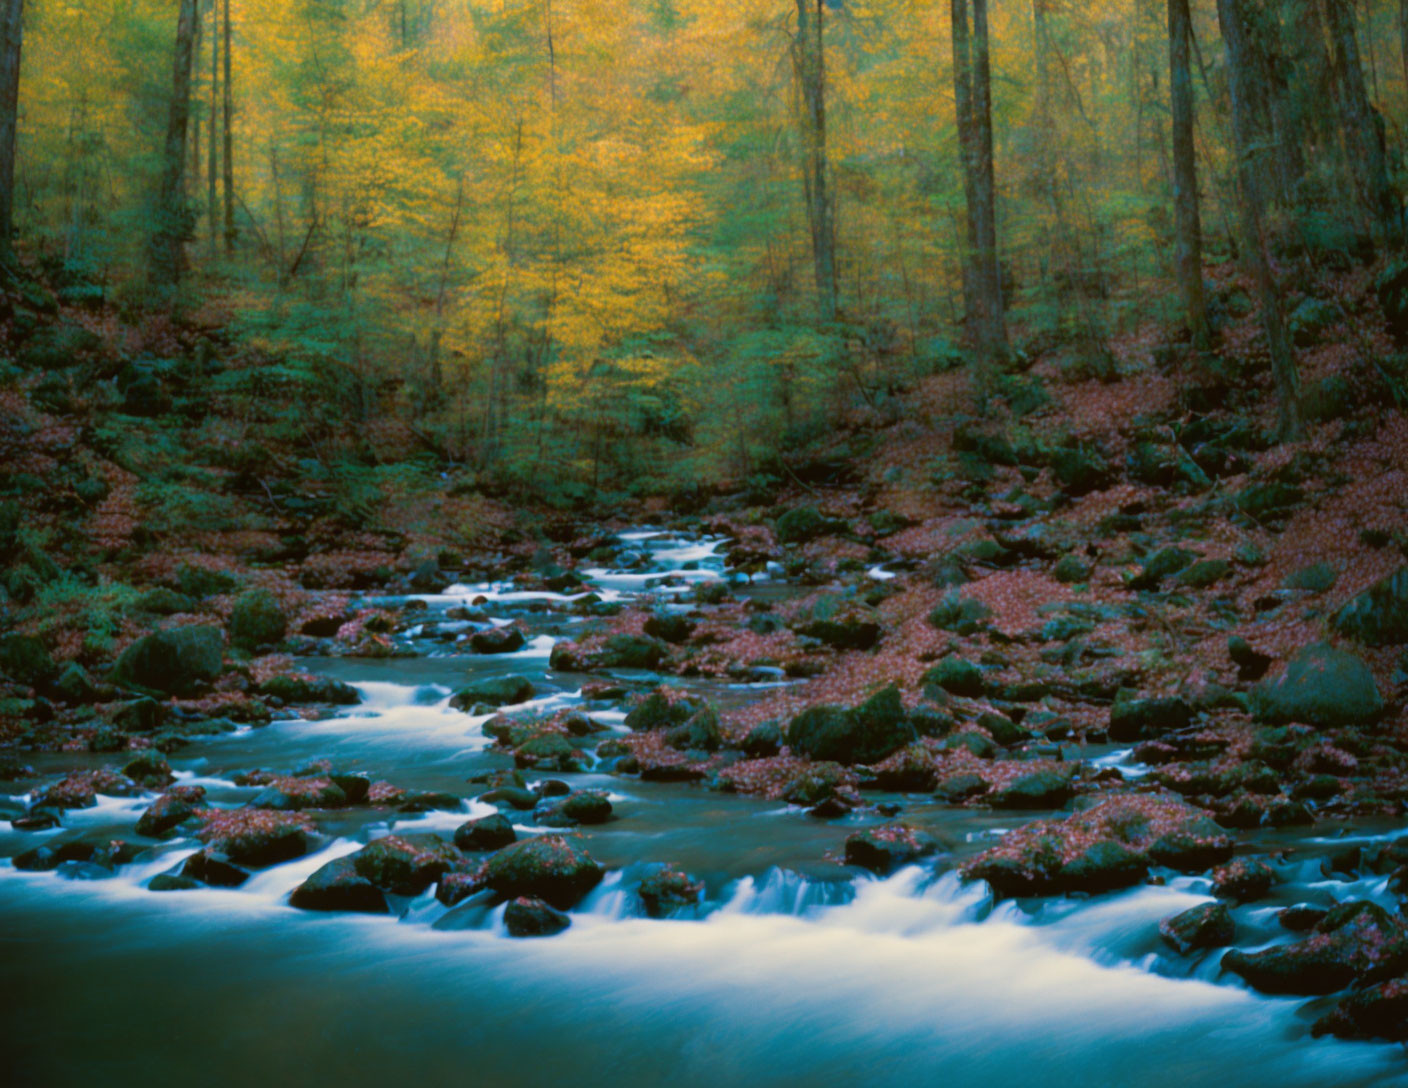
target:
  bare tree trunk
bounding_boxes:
[793,0,837,323]
[1168,0,1207,345]
[1322,0,1401,243]
[0,0,22,263]
[953,0,1007,385]
[149,0,200,289]
[208,0,218,259]
[222,0,235,254]
[1218,0,1300,439]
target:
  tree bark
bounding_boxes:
[0,0,23,262]
[149,0,200,289]
[1168,0,1207,345]
[208,0,218,258]
[793,0,836,323]
[222,0,235,254]
[952,0,1007,383]
[1322,0,1400,243]
[1217,0,1300,439]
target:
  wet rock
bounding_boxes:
[1059,840,1148,893]
[483,835,604,909]
[638,867,704,917]
[228,589,288,651]
[249,777,349,811]
[454,813,517,852]
[1223,901,1408,996]
[450,675,536,710]
[181,850,251,887]
[111,697,167,733]
[1253,642,1384,728]
[136,785,207,837]
[843,824,939,875]
[435,871,486,908]
[121,752,174,789]
[468,626,526,654]
[596,633,667,669]
[33,769,137,810]
[111,625,224,696]
[11,810,61,832]
[1210,857,1274,902]
[1108,694,1193,742]
[196,809,314,867]
[513,733,581,771]
[1279,905,1329,932]
[504,896,571,937]
[1160,902,1235,955]
[290,856,389,913]
[1313,977,1408,1042]
[353,833,465,895]
[1332,567,1408,647]
[480,786,541,811]
[534,790,613,827]
[149,873,202,892]
[785,687,916,766]
[1145,825,1235,871]
[258,674,360,705]
[395,790,463,813]
[988,769,1074,809]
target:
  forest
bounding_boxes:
[2,2,1408,1086]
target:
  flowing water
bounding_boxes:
[2,532,1406,1087]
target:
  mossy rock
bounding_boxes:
[228,589,288,651]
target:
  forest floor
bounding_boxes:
[3,257,1408,1040]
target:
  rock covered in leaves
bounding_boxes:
[136,785,207,837]
[195,808,314,867]
[1223,901,1408,996]
[638,866,704,917]
[843,824,940,875]
[482,835,604,909]
[352,833,466,896]
[962,793,1233,899]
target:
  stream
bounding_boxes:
[2,531,1406,1087]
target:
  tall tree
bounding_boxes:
[150,0,200,288]
[952,0,1007,382]
[1217,0,1299,439]
[222,0,234,254]
[208,0,218,258]
[0,0,22,263]
[1322,0,1400,243]
[1168,0,1207,345]
[792,0,836,323]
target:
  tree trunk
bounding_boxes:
[793,0,836,323]
[1322,0,1401,243]
[1168,0,1207,345]
[0,0,22,262]
[149,0,200,289]
[208,0,218,258]
[222,0,235,254]
[1217,0,1300,439]
[953,0,1007,384]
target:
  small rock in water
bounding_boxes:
[1210,857,1274,902]
[843,824,939,875]
[290,856,389,914]
[1160,902,1235,955]
[503,896,570,938]
[454,813,517,852]
[638,867,704,917]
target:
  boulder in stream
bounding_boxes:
[844,824,940,875]
[290,856,389,913]
[483,835,604,909]
[1160,903,1235,955]
[504,896,571,937]
[454,813,517,852]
